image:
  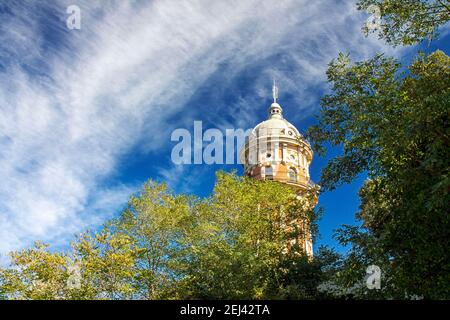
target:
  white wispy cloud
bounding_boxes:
[0,0,396,258]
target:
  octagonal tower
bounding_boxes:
[239,83,317,257]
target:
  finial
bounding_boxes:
[268,79,283,119]
[272,79,278,103]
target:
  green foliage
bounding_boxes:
[308,51,450,299]
[0,172,328,300]
[111,181,194,299]
[71,229,138,299]
[358,0,450,45]
[180,172,320,299]
[0,242,70,300]
[274,246,342,299]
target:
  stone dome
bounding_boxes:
[250,101,310,149]
[252,117,302,139]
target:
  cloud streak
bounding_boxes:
[0,0,396,258]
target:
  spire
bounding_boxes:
[268,80,283,119]
[272,79,278,103]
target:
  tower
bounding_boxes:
[239,82,317,257]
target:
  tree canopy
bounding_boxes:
[0,172,329,300]
[358,0,450,45]
[300,0,450,299]
[307,48,449,299]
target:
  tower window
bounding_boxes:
[265,166,273,180]
[288,168,297,182]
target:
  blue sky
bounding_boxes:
[0,0,449,261]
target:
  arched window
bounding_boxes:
[288,167,297,182]
[265,166,273,180]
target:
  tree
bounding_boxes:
[308,50,450,298]
[179,171,321,299]
[0,242,70,300]
[70,229,137,299]
[276,246,342,300]
[358,0,450,45]
[110,181,194,299]
[0,235,138,300]
[0,172,325,300]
